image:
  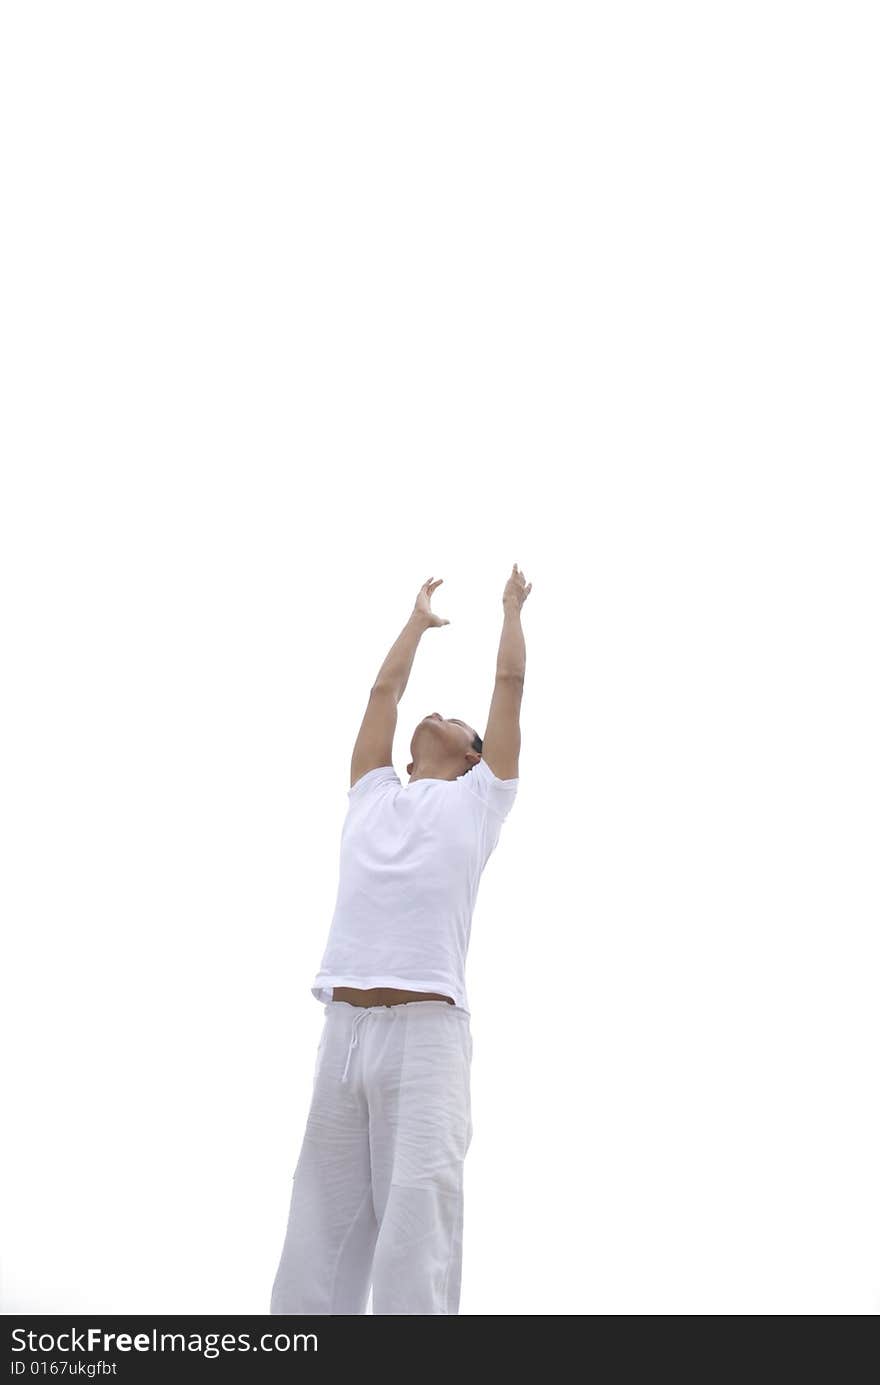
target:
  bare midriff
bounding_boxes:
[332,985,455,1007]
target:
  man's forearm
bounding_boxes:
[372,612,431,701]
[497,607,526,679]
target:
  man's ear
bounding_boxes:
[464,752,482,769]
[407,761,414,774]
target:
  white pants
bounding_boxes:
[270,998,474,1315]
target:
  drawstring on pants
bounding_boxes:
[340,1008,372,1083]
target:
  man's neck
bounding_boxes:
[408,766,455,783]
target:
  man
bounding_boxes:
[270,563,532,1316]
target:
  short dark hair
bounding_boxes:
[471,730,483,755]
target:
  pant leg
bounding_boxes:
[367,1003,474,1315]
[270,1010,379,1315]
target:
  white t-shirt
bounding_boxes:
[311,758,519,1015]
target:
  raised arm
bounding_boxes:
[481,564,532,781]
[350,578,449,790]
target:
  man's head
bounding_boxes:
[407,713,483,782]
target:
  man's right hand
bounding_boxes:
[413,576,450,628]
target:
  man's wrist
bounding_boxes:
[409,610,432,633]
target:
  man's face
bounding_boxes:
[415,713,477,756]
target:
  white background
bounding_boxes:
[2,2,878,1315]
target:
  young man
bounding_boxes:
[270,564,532,1316]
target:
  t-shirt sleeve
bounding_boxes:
[347,765,401,800]
[459,757,519,822]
